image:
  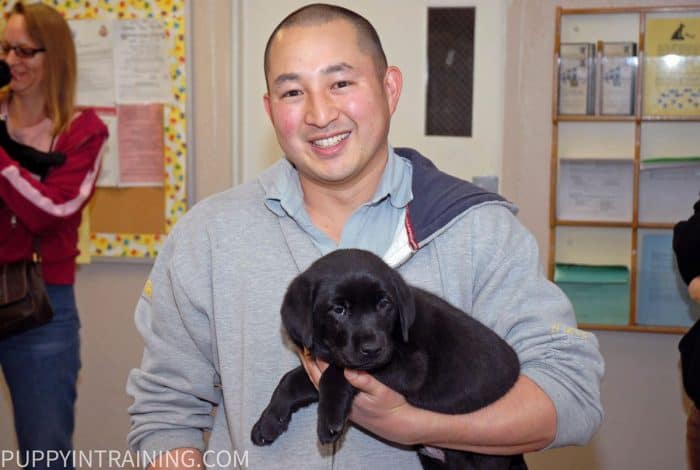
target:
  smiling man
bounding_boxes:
[127,4,604,469]
[262,13,402,245]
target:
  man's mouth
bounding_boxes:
[311,132,350,149]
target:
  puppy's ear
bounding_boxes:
[281,274,314,349]
[390,270,415,342]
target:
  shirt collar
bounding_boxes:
[260,146,414,218]
[368,146,413,208]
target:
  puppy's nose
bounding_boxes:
[360,341,382,356]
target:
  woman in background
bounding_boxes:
[673,199,700,470]
[0,2,107,468]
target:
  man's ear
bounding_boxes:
[281,274,314,349]
[263,93,273,123]
[390,270,415,342]
[383,65,403,116]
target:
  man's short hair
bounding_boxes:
[264,3,388,86]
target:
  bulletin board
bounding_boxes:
[2,0,189,260]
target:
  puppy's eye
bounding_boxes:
[377,297,391,310]
[330,305,346,316]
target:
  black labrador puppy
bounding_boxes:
[251,249,526,469]
[0,61,65,178]
[0,120,66,179]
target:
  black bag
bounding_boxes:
[680,320,700,408]
[0,258,54,339]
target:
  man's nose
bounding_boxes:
[304,92,338,128]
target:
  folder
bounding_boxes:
[637,232,700,327]
[599,42,637,115]
[559,43,596,115]
[555,263,630,325]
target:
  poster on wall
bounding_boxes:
[644,17,700,116]
[113,19,171,105]
[69,19,115,107]
[117,104,165,186]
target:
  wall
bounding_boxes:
[235,0,507,186]
[1,1,698,469]
[502,1,700,469]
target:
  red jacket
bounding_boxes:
[0,109,108,284]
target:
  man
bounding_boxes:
[127,4,604,469]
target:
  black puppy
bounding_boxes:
[0,60,65,179]
[251,249,525,469]
[0,120,66,179]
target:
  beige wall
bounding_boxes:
[236,0,507,185]
[1,1,699,469]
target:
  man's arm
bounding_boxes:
[347,372,555,454]
[127,214,221,461]
[299,357,555,454]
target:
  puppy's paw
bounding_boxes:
[317,417,344,445]
[317,403,347,445]
[251,409,290,446]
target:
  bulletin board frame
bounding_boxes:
[4,0,191,260]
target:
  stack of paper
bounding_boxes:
[557,159,634,221]
[639,157,700,223]
[555,263,630,325]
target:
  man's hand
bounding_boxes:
[147,448,203,470]
[343,369,426,445]
[298,348,326,389]
[297,349,423,445]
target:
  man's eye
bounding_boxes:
[334,81,350,89]
[282,89,302,98]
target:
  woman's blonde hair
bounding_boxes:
[9,2,77,135]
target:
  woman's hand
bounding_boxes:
[689,276,700,303]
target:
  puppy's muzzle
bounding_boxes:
[346,333,392,368]
[359,338,383,357]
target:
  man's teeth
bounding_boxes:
[312,132,350,148]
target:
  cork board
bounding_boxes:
[10,0,191,259]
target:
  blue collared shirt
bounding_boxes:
[261,148,413,258]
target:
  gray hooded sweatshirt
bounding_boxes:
[127,149,604,469]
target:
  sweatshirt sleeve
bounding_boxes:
[127,214,222,454]
[0,115,107,234]
[467,204,604,448]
